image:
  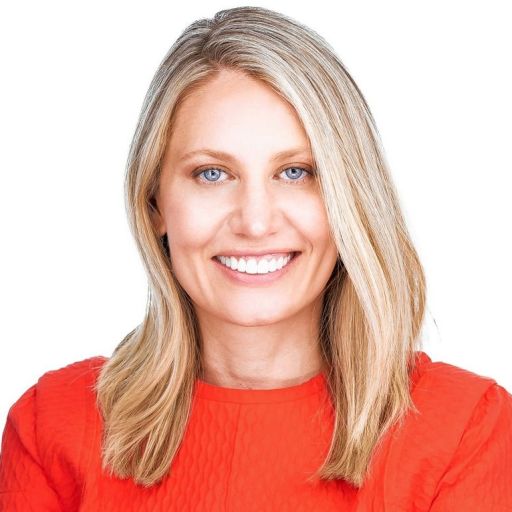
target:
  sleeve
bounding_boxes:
[429,382,512,511]
[0,384,63,511]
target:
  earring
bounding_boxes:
[160,233,170,258]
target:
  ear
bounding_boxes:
[149,196,166,237]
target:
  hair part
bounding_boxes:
[94,5,426,488]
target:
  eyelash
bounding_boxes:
[192,166,315,186]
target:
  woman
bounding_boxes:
[1,6,510,511]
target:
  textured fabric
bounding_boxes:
[0,351,511,511]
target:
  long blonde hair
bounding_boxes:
[94,6,426,488]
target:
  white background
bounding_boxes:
[1,1,511,426]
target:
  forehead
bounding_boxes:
[167,70,311,160]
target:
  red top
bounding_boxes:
[0,351,511,511]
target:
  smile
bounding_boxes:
[211,251,301,286]
[214,252,296,274]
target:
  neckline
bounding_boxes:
[194,371,327,404]
[193,351,432,404]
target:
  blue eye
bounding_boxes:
[197,168,226,184]
[282,167,310,182]
[193,166,314,186]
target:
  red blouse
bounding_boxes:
[0,351,511,511]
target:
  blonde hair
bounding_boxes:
[94,6,426,488]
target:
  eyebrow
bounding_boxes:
[178,147,313,164]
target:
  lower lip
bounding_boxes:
[212,252,301,286]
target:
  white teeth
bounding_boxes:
[217,253,294,274]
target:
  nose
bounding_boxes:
[229,175,279,239]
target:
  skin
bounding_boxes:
[152,68,339,389]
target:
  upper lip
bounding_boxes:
[214,248,300,258]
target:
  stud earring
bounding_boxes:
[160,233,170,259]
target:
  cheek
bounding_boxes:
[294,195,338,276]
[294,194,332,245]
[163,190,221,251]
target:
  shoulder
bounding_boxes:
[411,351,502,414]
[8,355,108,418]
[6,355,108,466]
[414,356,512,508]
[409,351,511,443]
[1,358,109,504]
[36,354,108,424]
[35,355,108,396]
[369,352,512,507]
[413,352,512,449]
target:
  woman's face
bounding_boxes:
[153,69,339,326]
